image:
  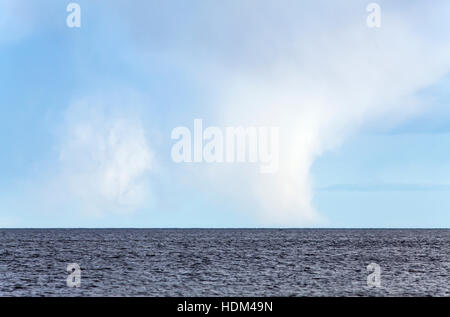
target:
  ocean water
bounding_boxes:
[0,229,448,297]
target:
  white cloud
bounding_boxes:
[54,97,154,216]
[120,1,450,225]
[214,8,450,226]
[10,1,450,226]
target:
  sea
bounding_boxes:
[0,229,448,297]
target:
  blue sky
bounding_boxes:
[0,0,450,228]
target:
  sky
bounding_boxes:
[0,0,450,228]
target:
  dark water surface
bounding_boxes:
[0,229,448,296]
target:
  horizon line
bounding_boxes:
[0,227,448,230]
